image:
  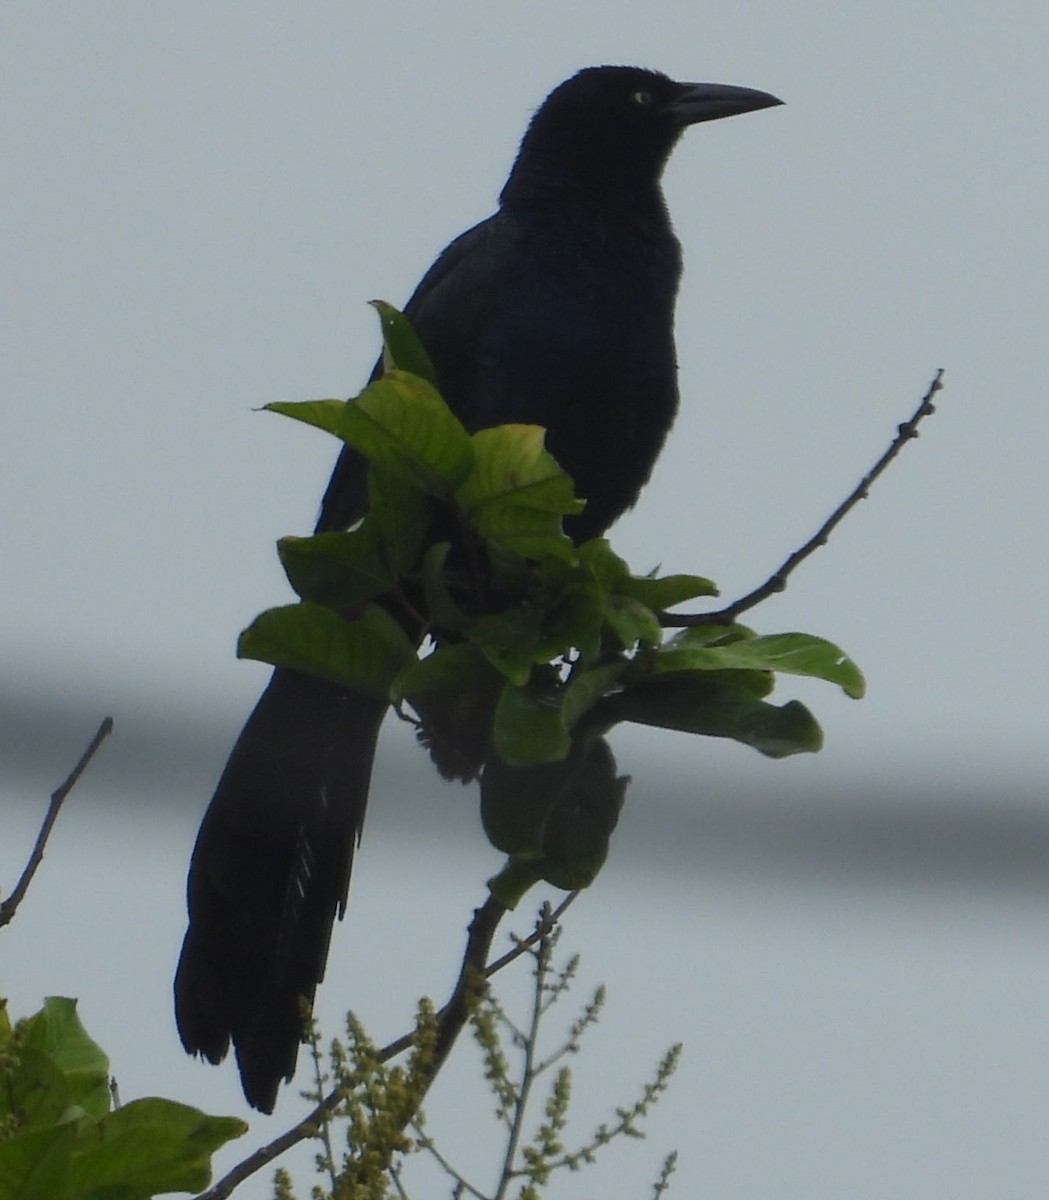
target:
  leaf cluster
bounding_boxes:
[240,304,865,907]
[0,996,245,1199]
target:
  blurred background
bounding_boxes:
[3,4,1048,1196]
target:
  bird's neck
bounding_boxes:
[500,147,671,225]
[500,176,672,230]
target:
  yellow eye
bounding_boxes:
[632,89,653,107]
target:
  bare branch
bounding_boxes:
[664,369,945,628]
[0,716,114,928]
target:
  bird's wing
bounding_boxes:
[315,211,525,533]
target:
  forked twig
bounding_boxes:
[0,716,114,928]
[664,369,945,627]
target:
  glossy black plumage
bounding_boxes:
[175,65,781,1112]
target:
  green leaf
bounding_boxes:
[369,299,437,385]
[481,738,627,894]
[658,629,865,698]
[664,622,755,647]
[620,571,719,608]
[69,1099,246,1200]
[263,396,352,438]
[344,372,475,493]
[493,681,571,766]
[539,738,627,890]
[461,425,584,514]
[543,580,606,662]
[278,529,393,606]
[483,540,533,592]
[421,541,469,633]
[577,538,630,586]
[487,857,546,910]
[690,666,776,699]
[573,542,673,649]
[455,425,582,558]
[0,1123,75,1200]
[2,1046,72,1134]
[268,371,474,495]
[611,675,824,758]
[367,466,432,576]
[238,602,417,696]
[278,466,434,608]
[603,594,663,650]
[467,607,544,685]
[561,661,627,730]
[390,642,499,705]
[478,506,579,562]
[16,998,110,1120]
[480,759,560,858]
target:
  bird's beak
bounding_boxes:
[668,82,783,126]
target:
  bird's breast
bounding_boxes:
[463,216,683,537]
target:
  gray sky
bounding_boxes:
[3,4,1049,1197]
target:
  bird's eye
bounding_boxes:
[632,89,653,107]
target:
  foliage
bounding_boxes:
[241,304,864,907]
[0,995,245,1200]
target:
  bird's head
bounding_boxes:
[501,65,782,211]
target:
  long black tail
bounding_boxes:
[174,666,386,1112]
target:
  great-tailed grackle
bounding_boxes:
[175,66,781,1112]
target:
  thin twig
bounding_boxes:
[483,892,577,979]
[663,369,945,627]
[493,912,554,1200]
[307,1021,337,1193]
[408,1117,488,1200]
[0,716,113,928]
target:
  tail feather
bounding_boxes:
[174,666,386,1112]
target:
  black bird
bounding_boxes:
[175,65,781,1112]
